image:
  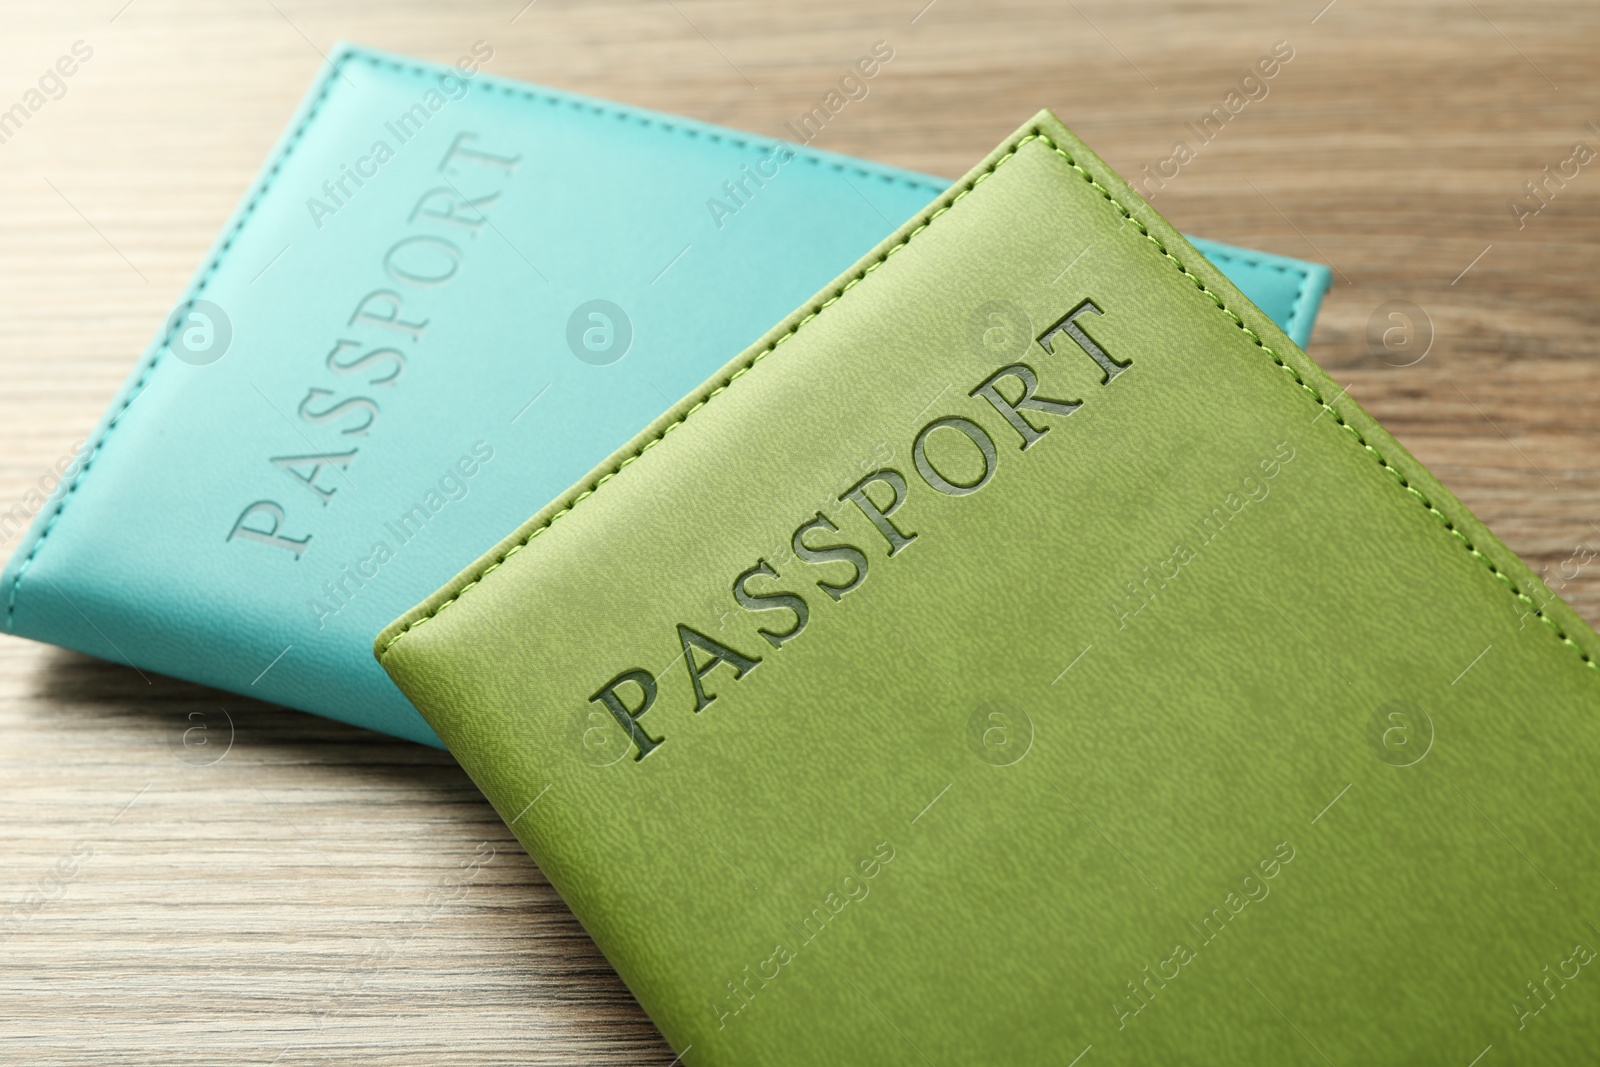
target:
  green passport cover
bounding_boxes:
[376,111,1600,1065]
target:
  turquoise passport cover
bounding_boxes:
[0,44,1329,745]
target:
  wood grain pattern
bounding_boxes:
[2,1,1597,1062]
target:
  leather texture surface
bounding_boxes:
[379,111,1600,1064]
[0,46,1323,746]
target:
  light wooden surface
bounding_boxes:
[3,1,1598,1062]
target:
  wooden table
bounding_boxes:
[3,0,1597,1062]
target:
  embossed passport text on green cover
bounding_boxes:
[0,45,1325,746]
[378,111,1600,1065]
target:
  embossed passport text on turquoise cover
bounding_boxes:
[0,44,1328,744]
